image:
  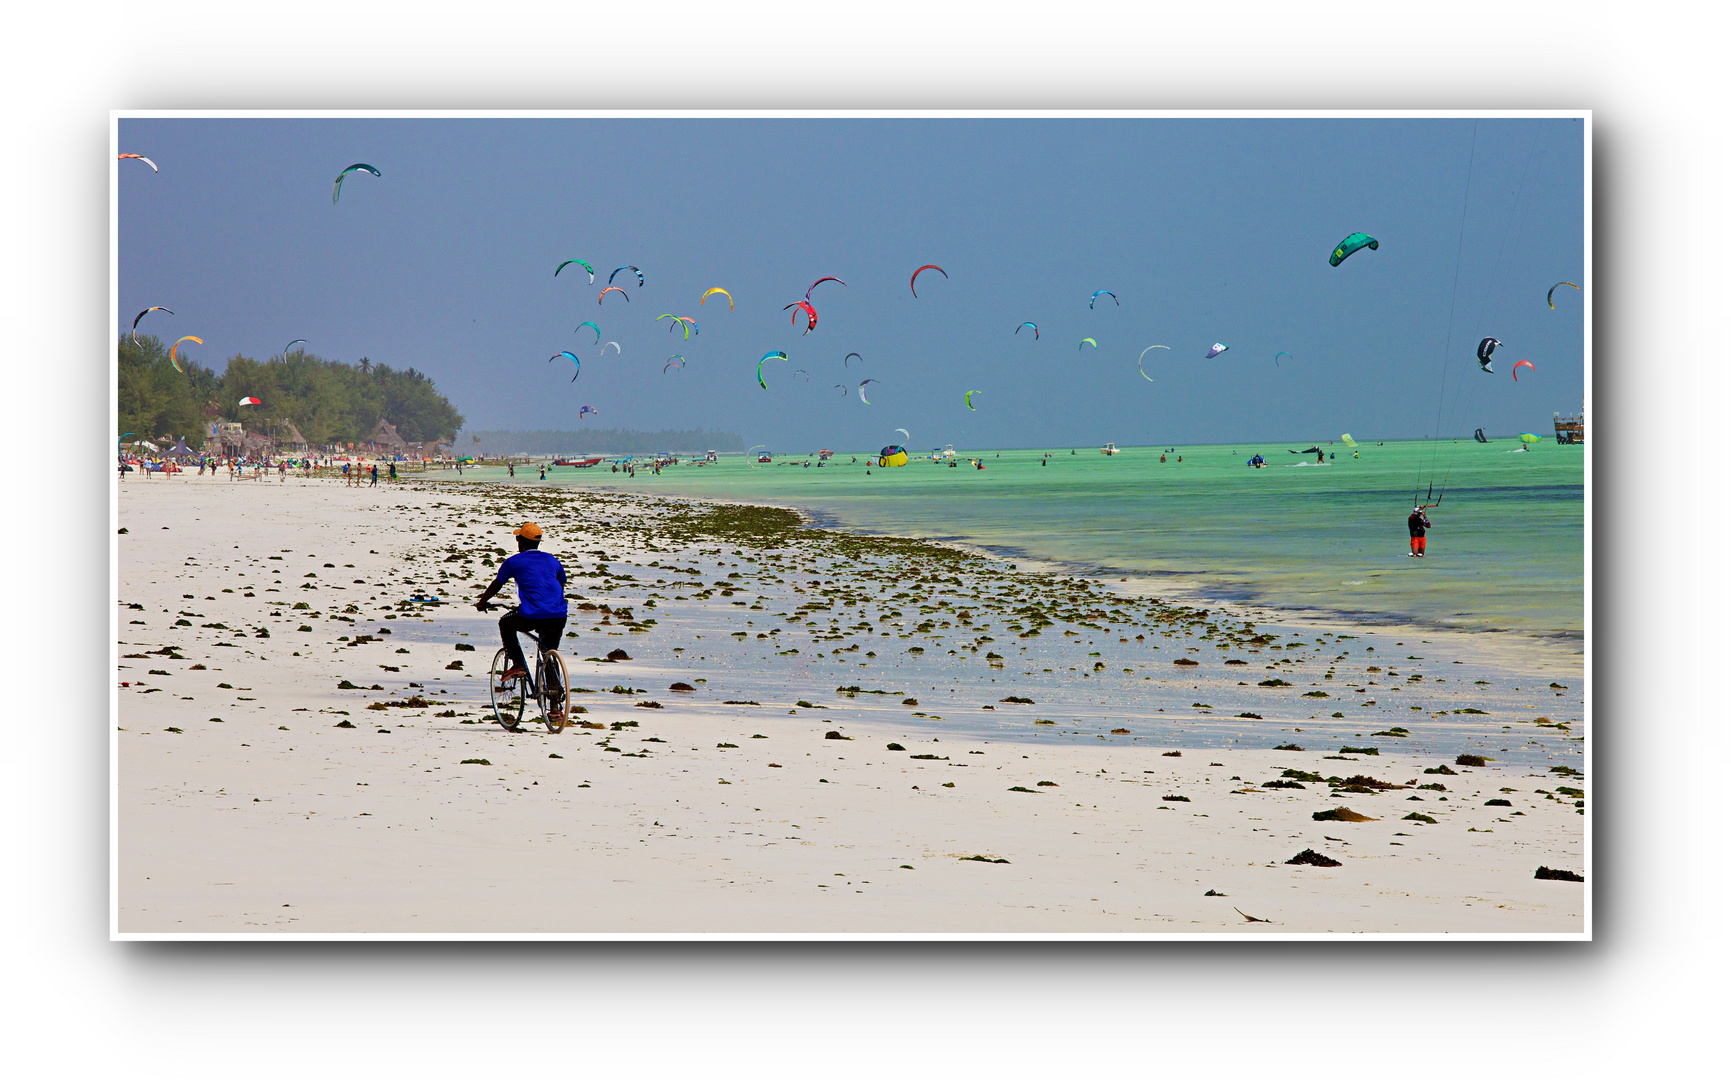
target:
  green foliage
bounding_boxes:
[118,335,219,445]
[118,336,463,449]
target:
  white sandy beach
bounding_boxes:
[115,473,1586,934]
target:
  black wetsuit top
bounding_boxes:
[1408,510,1430,537]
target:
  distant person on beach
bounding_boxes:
[369,464,378,487]
[1408,506,1432,557]
[508,463,515,478]
[475,521,568,679]
[539,465,547,480]
[388,462,397,481]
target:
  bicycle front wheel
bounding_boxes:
[538,651,570,734]
[489,647,526,731]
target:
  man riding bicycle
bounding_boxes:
[474,521,567,678]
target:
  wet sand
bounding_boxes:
[115,474,1586,934]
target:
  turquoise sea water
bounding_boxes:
[446,438,1584,650]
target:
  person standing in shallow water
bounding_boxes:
[1408,505,1433,557]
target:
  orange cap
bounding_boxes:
[514,522,543,540]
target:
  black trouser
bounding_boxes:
[500,611,566,673]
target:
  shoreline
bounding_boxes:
[115,474,1586,935]
[447,471,1585,677]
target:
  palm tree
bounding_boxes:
[358,357,372,374]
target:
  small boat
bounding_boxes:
[1100,443,1121,455]
[554,456,603,468]
[757,452,772,463]
[817,448,834,460]
[929,444,956,463]
[704,450,719,463]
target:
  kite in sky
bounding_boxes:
[551,350,581,381]
[910,264,947,297]
[806,277,845,302]
[556,259,595,283]
[131,306,172,344]
[758,351,789,389]
[168,336,202,373]
[1138,345,1169,381]
[1477,337,1501,373]
[332,163,381,204]
[1329,232,1378,266]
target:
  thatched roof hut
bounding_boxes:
[277,420,308,449]
[370,418,410,453]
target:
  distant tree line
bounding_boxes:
[118,337,464,449]
[461,428,746,456]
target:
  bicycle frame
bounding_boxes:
[489,607,568,734]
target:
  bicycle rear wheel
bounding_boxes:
[489,647,526,731]
[537,651,570,733]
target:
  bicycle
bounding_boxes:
[482,605,570,734]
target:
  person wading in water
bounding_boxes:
[1408,505,1433,558]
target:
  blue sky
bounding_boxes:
[118,116,1584,450]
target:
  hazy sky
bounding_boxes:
[118,116,1584,450]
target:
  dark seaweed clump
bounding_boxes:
[1286,849,1342,867]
